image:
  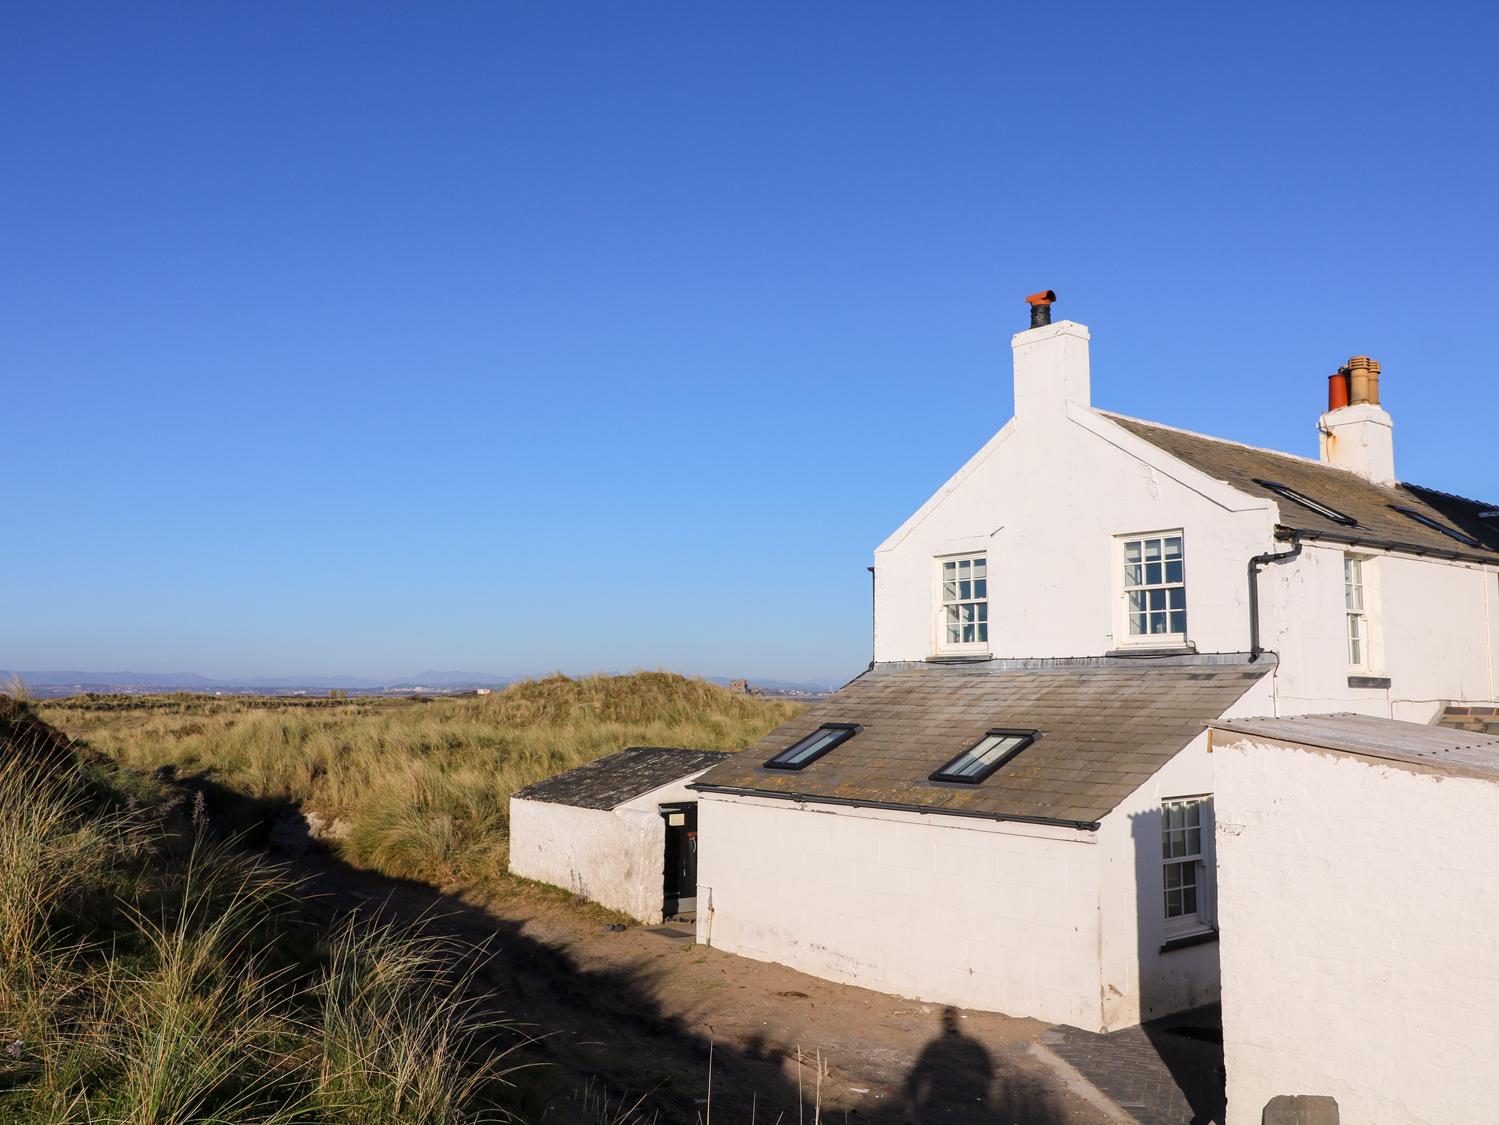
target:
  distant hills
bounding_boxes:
[2,669,837,697]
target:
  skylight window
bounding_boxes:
[764,723,858,771]
[930,729,1037,784]
[1389,505,1482,548]
[1252,479,1358,527]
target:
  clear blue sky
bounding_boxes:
[4,2,1496,686]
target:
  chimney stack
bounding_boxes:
[1013,291,1090,424]
[1320,353,1395,485]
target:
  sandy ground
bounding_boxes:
[288,851,1118,1124]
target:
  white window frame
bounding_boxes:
[1345,553,1370,670]
[935,553,989,654]
[1118,531,1188,647]
[1162,795,1215,939]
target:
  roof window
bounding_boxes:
[1389,505,1482,548]
[1252,479,1358,527]
[764,723,858,771]
[930,729,1037,784]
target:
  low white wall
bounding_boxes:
[695,794,1106,1030]
[508,770,712,923]
[1215,735,1499,1124]
[508,798,665,921]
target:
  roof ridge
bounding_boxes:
[1096,409,1338,472]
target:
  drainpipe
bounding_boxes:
[867,566,877,671]
[1248,534,1302,662]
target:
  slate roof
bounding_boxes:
[1210,713,1499,781]
[690,657,1270,828]
[1104,413,1499,561]
[513,746,732,810]
[1438,704,1499,738]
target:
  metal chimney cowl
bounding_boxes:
[1026,290,1057,329]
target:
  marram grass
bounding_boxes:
[40,672,804,894]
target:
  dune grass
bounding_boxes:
[0,695,525,1123]
[39,673,804,895]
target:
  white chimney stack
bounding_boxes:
[1012,318,1091,422]
[1319,355,1395,485]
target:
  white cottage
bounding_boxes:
[690,295,1499,1032]
[509,746,728,923]
[1209,712,1499,1124]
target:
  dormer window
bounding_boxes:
[937,555,988,652]
[930,729,1036,784]
[764,723,858,771]
[1121,533,1187,642]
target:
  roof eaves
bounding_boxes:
[687,782,1103,832]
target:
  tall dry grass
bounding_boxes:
[40,673,803,893]
[0,695,526,1123]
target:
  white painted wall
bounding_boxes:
[872,320,1499,718]
[695,792,1107,1030]
[508,770,710,923]
[1214,734,1499,1124]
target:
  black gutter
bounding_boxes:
[1282,526,1499,567]
[686,783,1101,832]
[1248,532,1303,662]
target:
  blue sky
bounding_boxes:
[4,2,1496,685]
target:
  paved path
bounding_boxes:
[1042,1006,1226,1125]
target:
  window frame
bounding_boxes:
[1118,531,1188,646]
[1389,505,1482,548]
[1344,553,1369,670]
[763,722,859,771]
[1161,795,1215,939]
[934,553,990,654]
[929,728,1038,785]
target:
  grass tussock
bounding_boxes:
[0,693,525,1123]
[39,673,804,894]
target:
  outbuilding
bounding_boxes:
[509,746,729,923]
[1210,712,1499,1124]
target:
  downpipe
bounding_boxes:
[1248,533,1303,662]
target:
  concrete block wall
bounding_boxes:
[696,794,1107,1030]
[1215,738,1499,1123]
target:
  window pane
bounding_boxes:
[1165,537,1183,559]
[1129,613,1147,635]
[1124,563,1143,587]
[959,580,971,600]
[1145,561,1163,585]
[943,561,956,578]
[1144,539,1162,562]
[1187,827,1200,854]
[962,623,975,642]
[976,603,988,622]
[943,581,957,601]
[947,624,961,644]
[1165,560,1184,584]
[974,578,987,598]
[1125,541,1142,564]
[946,606,960,624]
[1166,889,1182,916]
[1168,588,1186,609]
[976,622,988,642]
[1148,589,1167,611]
[1182,884,1197,915]
[1170,610,1187,634]
[972,558,986,578]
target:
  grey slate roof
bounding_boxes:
[690,657,1270,827]
[1437,704,1499,738]
[1104,413,1499,561]
[1210,713,1499,781]
[513,746,732,810]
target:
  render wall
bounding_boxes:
[872,405,1278,664]
[1214,737,1499,1124]
[508,772,708,923]
[1261,541,1498,719]
[1091,678,1259,1034]
[695,793,1107,1030]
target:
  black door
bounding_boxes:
[661,803,698,919]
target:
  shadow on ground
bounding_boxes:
[191,780,1088,1123]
